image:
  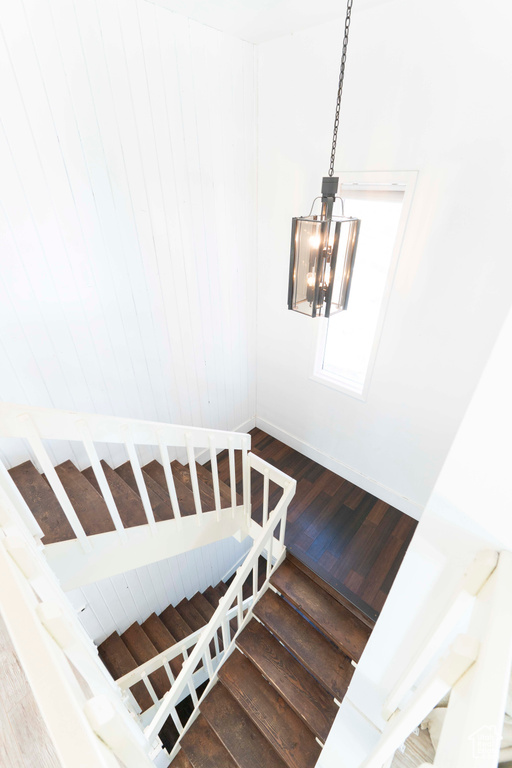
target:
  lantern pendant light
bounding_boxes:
[288,0,361,318]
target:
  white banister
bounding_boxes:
[383,549,498,719]
[78,420,127,542]
[158,435,182,523]
[84,696,156,768]
[208,434,222,521]
[432,550,512,768]
[24,425,91,552]
[143,460,296,747]
[361,635,479,768]
[125,434,156,531]
[185,433,203,518]
[228,437,237,514]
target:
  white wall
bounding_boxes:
[0,0,257,471]
[67,534,251,644]
[256,0,512,517]
[318,286,512,768]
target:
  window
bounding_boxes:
[312,171,416,400]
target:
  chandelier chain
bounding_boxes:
[328,0,354,177]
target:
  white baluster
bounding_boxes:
[23,422,90,552]
[208,435,222,522]
[77,420,127,542]
[124,433,156,532]
[185,434,202,520]
[228,437,236,517]
[158,436,182,523]
[262,467,270,525]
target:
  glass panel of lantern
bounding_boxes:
[288,214,360,318]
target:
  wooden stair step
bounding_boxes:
[97,632,153,711]
[159,604,193,642]
[190,592,215,622]
[271,559,371,663]
[286,552,375,631]
[195,462,236,508]
[141,613,183,679]
[218,649,321,768]
[121,623,170,700]
[176,598,216,657]
[203,585,222,608]
[115,461,174,522]
[142,460,196,517]
[253,589,354,701]
[216,581,228,595]
[180,713,238,768]
[8,460,75,544]
[171,750,194,768]
[82,460,147,528]
[201,681,288,768]
[175,598,207,633]
[171,461,217,513]
[55,460,114,536]
[236,618,337,743]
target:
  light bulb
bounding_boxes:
[309,234,321,249]
[306,272,315,288]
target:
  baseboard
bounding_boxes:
[255,417,423,521]
[196,416,256,465]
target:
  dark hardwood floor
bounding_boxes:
[247,428,417,623]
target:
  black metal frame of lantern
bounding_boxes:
[288,176,360,318]
[288,0,360,318]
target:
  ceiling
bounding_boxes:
[144,0,388,44]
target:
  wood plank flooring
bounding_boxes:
[238,429,416,622]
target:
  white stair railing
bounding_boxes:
[361,549,512,768]
[139,453,296,759]
[0,482,157,768]
[0,402,251,551]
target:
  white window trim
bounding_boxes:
[310,170,418,402]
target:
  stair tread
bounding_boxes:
[159,604,193,642]
[181,713,238,768]
[237,619,337,742]
[203,585,222,608]
[55,460,114,536]
[195,462,236,508]
[121,622,170,700]
[287,552,375,630]
[176,598,207,633]
[142,460,196,517]
[97,632,153,711]
[82,460,147,528]
[218,650,321,768]
[141,613,182,679]
[216,581,228,595]
[8,460,75,544]
[115,461,174,522]
[190,592,215,622]
[271,559,371,663]
[254,589,354,701]
[171,461,217,513]
[171,750,193,768]
[201,682,288,768]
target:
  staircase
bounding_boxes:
[171,555,372,768]
[8,457,241,544]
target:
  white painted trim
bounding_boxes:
[312,170,418,402]
[255,417,423,521]
[195,416,256,465]
[46,507,249,590]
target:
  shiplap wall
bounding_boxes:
[0,0,257,472]
[0,0,256,631]
[67,535,251,644]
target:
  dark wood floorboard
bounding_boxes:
[208,428,417,622]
